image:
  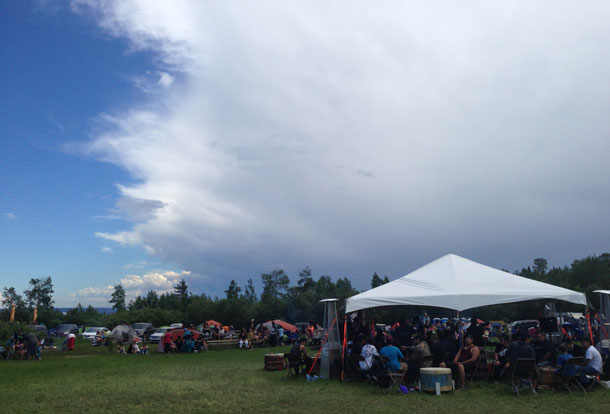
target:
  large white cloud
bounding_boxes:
[74,1,610,289]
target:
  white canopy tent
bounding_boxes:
[346,254,587,313]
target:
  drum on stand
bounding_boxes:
[420,367,453,392]
[264,353,286,370]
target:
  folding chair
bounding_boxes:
[556,356,586,394]
[379,356,404,389]
[347,354,366,380]
[509,358,537,396]
[469,347,488,381]
[284,353,305,379]
[585,367,603,391]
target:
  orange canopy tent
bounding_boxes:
[262,320,299,332]
[206,320,222,329]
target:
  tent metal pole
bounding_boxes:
[457,311,462,348]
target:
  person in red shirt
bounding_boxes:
[164,331,172,353]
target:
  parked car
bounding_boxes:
[509,320,539,336]
[132,323,156,340]
[55,324,79,337]
[82,327,110,341]
[169,323,183,329]
[149,327,171,343]
[34,324,48,334]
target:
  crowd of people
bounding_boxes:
[1,328,41,360]
[349,314,608,390]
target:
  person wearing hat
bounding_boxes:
[442,333,480,389]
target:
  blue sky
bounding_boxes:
[1,1,609,307]
[1,2,169,305]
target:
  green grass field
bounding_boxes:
[1,340,607,413]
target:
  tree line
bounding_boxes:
[2,254,609,332]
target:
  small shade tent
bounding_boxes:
[346,254,587,313]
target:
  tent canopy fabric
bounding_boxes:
[206,320,222,328]
[346,254,587,313]
[261,320,299,332]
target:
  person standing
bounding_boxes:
[23,332,38,361]
[269,322,278,347]
[163,331,172,353]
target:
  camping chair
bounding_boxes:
[284,353,305,379]
[556,356,586,393]
[379,356,404,390]
[509,358,537,396]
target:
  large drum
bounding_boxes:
[420,367,453,392]
[538,367,557,387]
[264,353,286,370]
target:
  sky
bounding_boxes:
[1,1,609,307]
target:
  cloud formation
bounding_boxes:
[72,270,193,305]
[75,1,610,289]
[5,212,17,220]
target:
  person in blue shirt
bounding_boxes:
[380,338,407,372]
[555,343,575,377]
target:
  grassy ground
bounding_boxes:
[1,340,607,413]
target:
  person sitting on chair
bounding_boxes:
[442,333,480,390]
[289,337,308,377]
[404,334,431,382]
[380,338,407,373]
[359,337,380,371]
[505,332,535,369]
[533,332,556,367]
[578,337,602,384]
[493,335,510,383]
[555,344,575,376]
[239,329,249,349]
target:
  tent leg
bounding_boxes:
[457,311,462,348]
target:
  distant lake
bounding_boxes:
[55,307,116,314]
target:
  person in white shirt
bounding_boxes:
[359,337,380,371]
[579,337,603,383]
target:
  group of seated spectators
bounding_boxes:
[117,342,149,355]
[2,329,41,360]
[351,315,607,390]
[162,329,206,353]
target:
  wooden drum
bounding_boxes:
[264,353,286,370]
[420,367,453,392]
[537,367,557,386]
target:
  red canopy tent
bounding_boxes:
[167,328,201,342]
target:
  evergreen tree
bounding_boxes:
[109,284,127,311]
[242,278,257,303]
[225,280,241,299]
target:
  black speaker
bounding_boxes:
[539,317,558,333]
